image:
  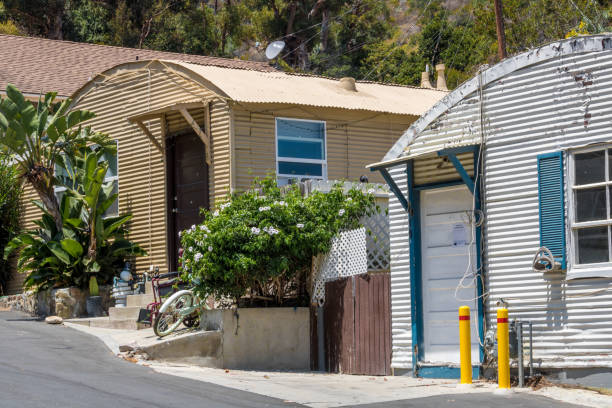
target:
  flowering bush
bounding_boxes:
[178,176,377,305]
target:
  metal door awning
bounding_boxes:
[127,100,212,164]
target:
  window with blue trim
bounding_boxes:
[275,118,326,185]
[569,146,612,268]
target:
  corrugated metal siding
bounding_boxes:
[389,49,612,368]
[231,104,413,191]
[403,93,482,159]
[387,164,413,369]
[16,62,231,288]
[483,50,612,367]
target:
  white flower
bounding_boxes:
[338,209,345,216]
[178,231,182,238]
[208,245,213,252]
[220,202,231,210]
[194,253,203,262]
[259,206,271,212]
[346,197,352,202]
[266,226,279,235]
[251,227,261,235]
[213,210,219,217]
[190,224,196,231]
[274,200,288,207]
[199,225,209,232]
[188,246,193,253]
[296,223,304,229]
[202,234,208,239]
[367,188,375,194]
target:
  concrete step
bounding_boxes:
[66,317,149,330]
[126,293,155,308]
[109,306,145,321]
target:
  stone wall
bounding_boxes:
[0,285,112,318]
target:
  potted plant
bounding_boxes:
[86,275,103,317]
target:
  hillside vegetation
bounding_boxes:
[0,0,610,89]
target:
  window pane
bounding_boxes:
[277,119,324,140]
[575,150,605,185]
[278,139,323,160]
[101,150,118,179]
[278,161,323,177]
[103,181,119,218]
[105,153,118,179]
[575,187,606,222]
[577,227,609,264]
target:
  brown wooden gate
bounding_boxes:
[322,273,391,375]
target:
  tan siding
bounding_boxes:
[231,103,415,191]
[13,62,231,287]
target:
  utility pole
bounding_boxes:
[494,0,507,60]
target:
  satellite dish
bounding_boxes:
[265,41,286,60]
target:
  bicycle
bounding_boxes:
[153,286,211,337]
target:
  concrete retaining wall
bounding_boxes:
[200,307,310,371]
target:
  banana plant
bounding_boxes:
[4,146,146,291]
[0,84,111,231]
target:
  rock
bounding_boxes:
[119,344,134,353]
[45,316,63,324]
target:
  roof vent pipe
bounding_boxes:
[339,77,357,92]
[421,71,433,89]
[436,63,448,91]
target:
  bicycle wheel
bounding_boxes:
[153,292,194,337]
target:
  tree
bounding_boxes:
[0,154,22,295]
[0,85,111,231]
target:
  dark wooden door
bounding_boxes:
[167,132,209,270]
[323,273,391,375]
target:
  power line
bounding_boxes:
[275,6,356,62]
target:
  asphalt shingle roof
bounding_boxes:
[0,34,276,97]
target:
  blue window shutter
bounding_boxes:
[537,152,567,269]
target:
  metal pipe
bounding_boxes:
[517,321,524,387]
[529,321,534,378]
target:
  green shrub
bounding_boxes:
[179,177,377,305]
[0,154,22,295]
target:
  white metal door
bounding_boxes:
[420,185,479,365]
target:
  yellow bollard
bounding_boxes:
[497,308,510,389]
[459,306,472,384]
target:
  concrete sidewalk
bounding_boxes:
[64,322,611,408]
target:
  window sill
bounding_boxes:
[566,266,612,280]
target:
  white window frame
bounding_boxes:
[567,144,612,277]
[275,117,327,183]
[54,141,120,219]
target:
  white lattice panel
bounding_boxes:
[311,228,367,304]
[363,201,390,271]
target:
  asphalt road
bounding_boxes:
[0,311,586,408]
[0,311,302,408]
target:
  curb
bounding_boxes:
[63,322,121,355]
